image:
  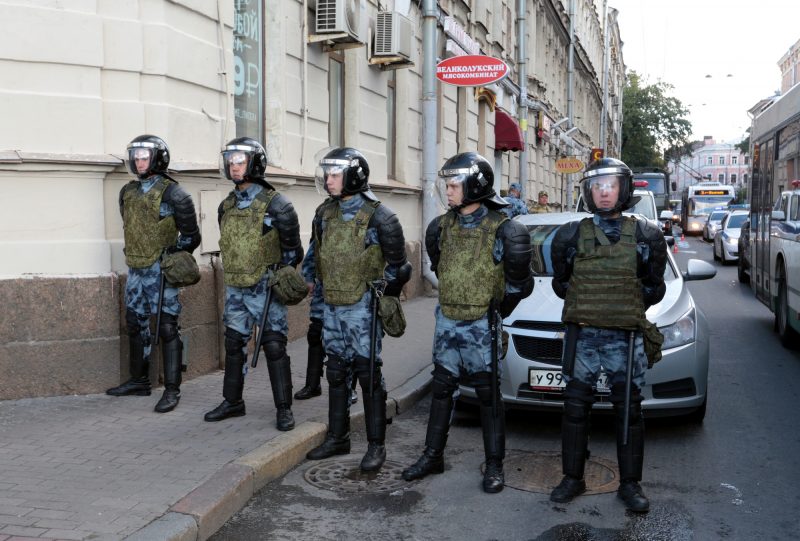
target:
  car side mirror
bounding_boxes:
[771,210,786,221]
[682,259,717,282]
[660,210,673,220]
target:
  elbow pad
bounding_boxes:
[500,220,533,286]
[424,216,443,274]
[269,194,303,253]
[372,205,407,267]
[165,184,201,252]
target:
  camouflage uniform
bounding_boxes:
[501,193,529,218]
[530,202,552,213]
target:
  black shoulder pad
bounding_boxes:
[164,183,200,237]
[371,204,407,267]
[425,215,444,275]
[268,192,303,254]
[499,220,533,286]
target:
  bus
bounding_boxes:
[680,182,736,235]
[745,82,800,347]
[632,167,671,215]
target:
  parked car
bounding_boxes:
[459,212,716,422]
[702,210,728,242]
[737,219,750,283]
[713,210,748,264]
[576,189,658,222]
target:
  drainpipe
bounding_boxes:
[421,0,439,288]
[566,0,576,210]
[517,0,528,201]
[600,0,609,153]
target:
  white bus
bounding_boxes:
[746,82,800,347]
[679,182,736,235]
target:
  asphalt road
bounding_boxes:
[211,234,800,541]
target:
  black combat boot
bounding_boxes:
[307,357,351,459]
[614,399,649,513]
[550,393,593,503]
[266,351,295,431]
[402,392,453,481]
[480,401,506,494]
[154,335,182,413]
[107,333,151,396]
[205,330,247,422]
[295,320,324,400]
[360,387,387,471]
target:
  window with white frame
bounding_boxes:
[328,52,345,147]
[718,173,725,182]
[732,156,738,165]
[719,156,725,165]
[707,156,713,165]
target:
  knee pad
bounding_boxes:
[326,355,349,387]
[563,380,596,404]
[307,318,323,346]
[224,327,249,354]
[610,383,643,422]
[564,397,592,424]
[125,309,142,336]
[431,365,459,400]
[470,371,495,406]
[158,312,179,342]
[262,331,287,362]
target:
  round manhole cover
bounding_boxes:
[497,450,618,495]
[304,458,409,494]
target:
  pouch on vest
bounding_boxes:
[161,250,201,287]
[379,295,406,337]
[640,319,664,368]
[269,265,308,306]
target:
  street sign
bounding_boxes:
[555,157,585,174]
[436,55,509,87]
[590,147,604,161]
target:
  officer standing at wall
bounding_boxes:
[549,158,667,513]
[203,137,306,431]
[530,190,553,213]
[501,182,528,218]
[305,147,411,472]
[107,135,200,414]
[402,152,533,493]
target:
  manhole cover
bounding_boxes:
[304,458,409,494]
[496,450,618,495]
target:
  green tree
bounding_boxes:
[621,72,692,168]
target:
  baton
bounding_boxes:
[623,330,636,446]
[153,269,166,346]
[368,279,386,397]
[489,299,499,418]
[250,267,277,368]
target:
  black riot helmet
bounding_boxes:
[580,157,637,215]
[436,152,508,210]
[315,147,370,198]
[220,137,268,185]
[126,135,170,179]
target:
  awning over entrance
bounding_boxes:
[494,109,524,152]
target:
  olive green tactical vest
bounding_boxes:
[316,200,385,305]
[562,217,645,329]
[219,189,281,287]
[438,210,506,321]
[122,177,178,268]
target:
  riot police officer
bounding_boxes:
[305,147,411,472]
[549,158,667,513]
[501,182,528,218]
[402,152,533,493]
[203,137,304,431]
[531,190,552,213]
[107,135,200,414]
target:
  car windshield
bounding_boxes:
[726,214,747,228]
[627,196,656,220]
[526,222,677,280]
[709,211,727,221]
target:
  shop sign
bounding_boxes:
[436,55,509,87]
[555,157,585,174]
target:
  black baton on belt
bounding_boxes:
[561,323,580,377]
[489,299,500,418]
[623,330,636,446]
[153,269,166,346]
[368,279,386,397]
[251,266,277,369]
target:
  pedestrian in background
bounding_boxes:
[530,190,552,213]
[501,182,529,218]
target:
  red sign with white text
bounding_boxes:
[436,55,509,87]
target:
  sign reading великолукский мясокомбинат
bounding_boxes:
[435,55,509,87]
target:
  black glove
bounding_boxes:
[499,294,522,319]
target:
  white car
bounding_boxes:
[713,210,748,264]
[703,210,728,242]
[575,189,658,222]
[459,212,716,422]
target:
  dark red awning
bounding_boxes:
[494,108,524,152]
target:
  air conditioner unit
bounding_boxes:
[315,0,364,43]
[374,11,413,60]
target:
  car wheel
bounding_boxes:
[713,243,720,261]
[737,254,749,284]
[720,246,727,265]
[775,264,800,349]
[685,396,707,424]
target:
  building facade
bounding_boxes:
[0,0,624,399]
[670,137,749,194]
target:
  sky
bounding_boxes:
[608,0,799,144]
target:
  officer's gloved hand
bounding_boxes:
[383,281,404,297]
[499,294,522,319]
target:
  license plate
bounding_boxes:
[529,369,610,393]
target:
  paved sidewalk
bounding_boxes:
[0,296,438,541]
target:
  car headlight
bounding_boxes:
[659,308,695,350]
[723,234,737,247]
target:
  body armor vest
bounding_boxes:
[562,217,645,329]
[438,210,506,321]
[316,200,385,305]
[219,189,281,287]
[122,177,178,268]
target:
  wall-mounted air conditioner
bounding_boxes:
[314,0,364,44]
[374,11,413,60]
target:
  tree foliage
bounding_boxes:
[621,72,692,168]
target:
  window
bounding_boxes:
[790,195,799,221]
[719,156,725,165]
[328,52,345,147]
[386,71,396,179]
[731,173,737,184]
[745,155,750,165]
[743,173,749,184]
[718,173,725,182]
[732,156,738,165]
[707,156,713,165]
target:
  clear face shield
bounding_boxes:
[435,172,469,209]
[315,159,349,197]
[584,174,623,213]
[126,145,155,179]
[220,150,251,184]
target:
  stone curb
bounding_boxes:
[123,365,432,541]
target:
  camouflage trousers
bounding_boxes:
[126,263,181,359]
[223,273,289,338]
[432,305,498,377]
[309,285,324,321]
[564,326,647,389]
[322,292,383,364]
